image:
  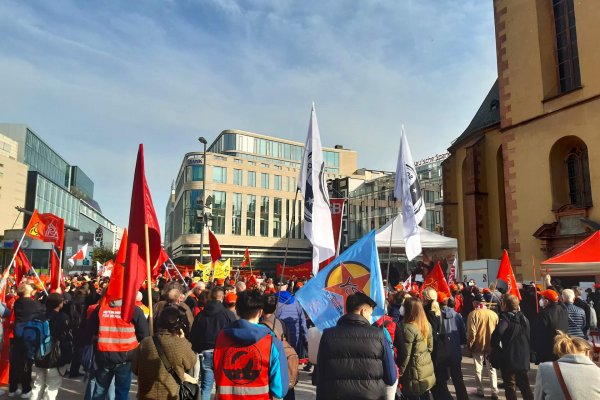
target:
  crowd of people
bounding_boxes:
[1,270,600,400]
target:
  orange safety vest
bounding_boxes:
[97,305,138,352]
[214,331,272,400]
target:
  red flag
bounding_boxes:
[14,241,32,286]
[153,248,170,279]
[49,248,62,292]
[122,144,163,322]
[0,266,10,303]
[422,261,451,299]
[497,250,521,300]
[240,248,251,268]
[105,229,128,304]
[208,230,222,263]
[25,210,65,250]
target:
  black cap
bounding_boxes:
[473,293,484,302]
[346,291,377,312]
[276,280,288,287]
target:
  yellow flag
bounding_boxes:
[213,259,231,279]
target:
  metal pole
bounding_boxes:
[30,266,48,295]
[199,141,207,265]
[168,256,188,290]
[280,188,300,284]
[3,231,27,275]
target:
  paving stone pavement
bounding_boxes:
[1,358,538,399]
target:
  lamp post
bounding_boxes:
[198,137,208,265]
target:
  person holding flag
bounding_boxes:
[297,104,336,276]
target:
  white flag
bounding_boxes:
[403,274,412,289]
[297,104,335,275]
[68,243,89,267]
[394,126,425,261]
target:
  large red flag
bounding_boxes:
[497,249,521,300]
[122,144,163,322]
[49,248,62,292]
[422,261,452,299]
[14,242,32,286]
[105,229,128,305]
[25,210,65,250]
[240,248,251,268]
[208,230,222,263]
[153,248,170,279]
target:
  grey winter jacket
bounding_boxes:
[534,354,600,399]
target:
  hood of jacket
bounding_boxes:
[277,291,295,305]
[336,313,370,327]
[223,319,271,345]
[202,300,228,317]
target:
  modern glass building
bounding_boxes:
[165,130,358,270]
[0,124,120,263]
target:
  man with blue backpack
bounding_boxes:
[31,292,70,400]
[9,282,45,398]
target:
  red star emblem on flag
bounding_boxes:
[325,262,371,312]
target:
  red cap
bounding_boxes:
[594,283,600,289]
[449,284,458,292]
[437,292,449,303]
[217,278,225,286]
[482,288,490,294]
[541,289,559,302]
[225,293,237,304]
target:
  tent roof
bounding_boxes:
[541,231,600,276]
[375,214,457,250]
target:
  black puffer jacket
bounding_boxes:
[491,311,530,372]
[189,300,236,353]
[532,302,568,363]
[316,313,397,400]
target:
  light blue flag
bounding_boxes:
[296,230,385,332]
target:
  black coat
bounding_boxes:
[189,301,236,353]
[316,313,396,400]
[532,302,568,363]
[491,311,530,372]
[574,298,591,333]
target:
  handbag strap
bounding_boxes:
[152,335,183,386]
[552,361,573,400]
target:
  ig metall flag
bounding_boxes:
[296,231,385,332]
[394,126,425,261]
[297,104,335,275]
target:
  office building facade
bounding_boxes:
[165,130,358,269]
[0,124,121,269]
[0,134,28,235]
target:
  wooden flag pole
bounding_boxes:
[280,188,299,284]
[144,224,154,335]
[30,265,48,295]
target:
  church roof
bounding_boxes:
[449,80,500,150]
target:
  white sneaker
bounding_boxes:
[20,390,33,398]
[8,389,22,397]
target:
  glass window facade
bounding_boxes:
[261,173,269,189]
[274,175,282,191]
[273,198,282,237]
[260,196,269,237]
[212,166,227,183]
[25,130,70,188]
[182,189,203,234]
[246,195,256,236]
[186,165,204,182]
[232,193,242,235]
[233,169,242,185]
[212,191,226,234]
[247,171,256,187]
[34,174,79,228]
[70,166,94,199]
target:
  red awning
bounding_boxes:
[541,231,600,276]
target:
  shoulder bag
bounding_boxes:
[552,361,573,400]
[152,335,199,400]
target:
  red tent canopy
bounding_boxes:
[541,231,600,276]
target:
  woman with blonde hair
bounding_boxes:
[534,331,600,399]
[422,287,452,400]
[399,297,435,400]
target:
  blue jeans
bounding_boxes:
[92,362,131,400]
[200,351,214,400]
[85,375,115,400]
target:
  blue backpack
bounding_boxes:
[14,319,52,360]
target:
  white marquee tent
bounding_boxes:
[375,214,458,251]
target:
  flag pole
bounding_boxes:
[280,188,299,284]
[167,256,188,290]
[144,224,154,335]
[533,255,539,314]
[249,254,253,277]
[385,216,394,286]
[3,231,27,275]
[30,266,48,295]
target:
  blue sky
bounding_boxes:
[0,0,498,230]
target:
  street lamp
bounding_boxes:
[198,137,208,264]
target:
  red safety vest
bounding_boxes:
[97,305,138,352]
[214,331,272,400]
